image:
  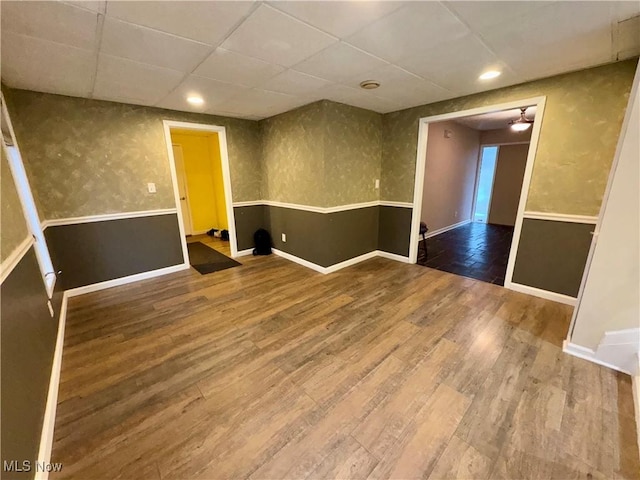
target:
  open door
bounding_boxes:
[172,144,193,236]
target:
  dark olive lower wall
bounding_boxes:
[233,205,267,251]
[1,248,58,479]
[45,214,184,290]
[378,206,413,256]
[266,206,379,267]
[512,218,594,297]
[234,204,410,266]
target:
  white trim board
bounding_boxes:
[232,200,413,213]
[633,374,640,453]
[563,340,633,375]
[35,293,67,480]
[522,211,598,224]
[235,248,254,257]
[506,282,577,306]
[162,120,239,264]
[419,219,471,240]
[65,264,189,298]
[0,235,34,284]
[408,96,547,296]
[272,248,410,274]
[41,209,178,230]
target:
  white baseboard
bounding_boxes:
[36,261,191,477]
[633,374,640,453]
[272,248,327,273]
[35,294,67,480]
[272,248,411,274]
[325,251,379,273]
[420,219,471,240]
[506,281,577,306]
[65,264,189,298]
[376,250,412,263]
[235,248,254,257]
[562,340,632,375]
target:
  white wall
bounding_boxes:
[570,67,639,353]
[422,120,479,232]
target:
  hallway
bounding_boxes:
[420,222,514,285]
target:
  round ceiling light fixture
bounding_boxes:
[359,80,380,90]
[187,95,204,105]
[479,70,501,80]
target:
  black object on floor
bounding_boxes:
[187,242,241,275]
[419,222,514,285]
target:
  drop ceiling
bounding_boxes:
[455,106,538,131]
[1,1,639,120]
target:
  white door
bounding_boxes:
[172,144,193,236]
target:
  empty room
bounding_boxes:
[1,1,639,480]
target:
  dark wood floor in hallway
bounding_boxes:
[52,254,639,480]
[420,222,515,285]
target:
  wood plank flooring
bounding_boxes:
[51,254,639,479]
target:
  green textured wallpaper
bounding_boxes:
[260,100,382,207]
[323,101,381,206]
[261,101,326,206]
[382,59,637,215]
[1,146,29,262]
[4,89,262,219]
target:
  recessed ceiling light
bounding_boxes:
[479,70,501,80]
[360,80,380,90]
[187,95,204,105]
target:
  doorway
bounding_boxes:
[162,121,238,264]
[473,146,498,223]
[411,97,545,288]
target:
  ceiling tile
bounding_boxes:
[1,32,95,97]
[346,2,470,63]
[267,1,405,38]
[221,4,337,67]
[444,1,555,33]
[101,17,212,72]
[62,1,106,14]
[105,1,255,46]
[480,2,615,79]
[193,48,284,87]
[93,54,185,105]
[396,33,521,95]
[157,75,250,112]
[292,42,388,83]
[262,69,333,95]
[344,65,454,110]
[1,1,98,50]
[216,88,303,117]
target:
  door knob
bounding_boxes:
[180,197,186,200]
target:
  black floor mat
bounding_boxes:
[187,242,241,275]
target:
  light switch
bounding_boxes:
[147,183,156,194]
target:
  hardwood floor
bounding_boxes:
[186,234,232,257]
[52,255,639,479]
[419,222,515,286]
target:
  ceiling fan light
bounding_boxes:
[511,122,531,132]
